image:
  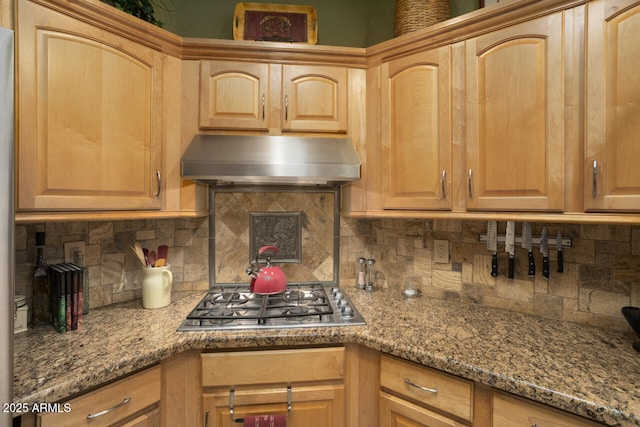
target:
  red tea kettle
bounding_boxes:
[245,245,288,295]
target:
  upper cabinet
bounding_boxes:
[380,47,452,210]
[464,12,565,212]
[199,61,348,133]
[584,0,640,212]
[16,1,163,212]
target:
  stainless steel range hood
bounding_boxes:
[181,135,361,186]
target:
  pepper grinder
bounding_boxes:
[366,258,376,292]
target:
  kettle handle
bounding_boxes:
[258,245,280,255]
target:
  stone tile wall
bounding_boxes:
[15,218,209,310]
[340,218,640,332]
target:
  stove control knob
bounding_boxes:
[341,304,354,317]
[336,298,346,307]
[333,290,344,300]
[329,287,337,295]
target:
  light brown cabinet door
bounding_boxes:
[379,392,467,427]
[465,12,564,211]
[199,62,347,133]
[203,385,345,427]
[281,64,348,133]
[585,0,640,211]
[16,1,163,211]
[199,61,270,130]
[381,47,452,210]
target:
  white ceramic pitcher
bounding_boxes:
[141,265,173,309]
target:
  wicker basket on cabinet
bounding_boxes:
[394,0,450,36]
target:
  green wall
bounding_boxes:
[156,0,480,47]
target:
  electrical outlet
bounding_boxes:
[64,241,86,263]
[434,240,449,263]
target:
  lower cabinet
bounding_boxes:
[379,392,468,427]
[492,391,603,427]
[379,354,473,426]
[37,366,161,427]
[201,348,346,427]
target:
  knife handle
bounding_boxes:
[557,250,564,273]
[491,253,498,277]
[527,251,536,277]
[508,256,514,279]
[542,256,549,279]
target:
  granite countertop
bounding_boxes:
[13,288,640,426]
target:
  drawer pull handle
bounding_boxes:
[86,396,131,419]
[404,378,438,394]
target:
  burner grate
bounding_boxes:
[179,284,365,331]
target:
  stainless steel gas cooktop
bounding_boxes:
[178,283,365,331]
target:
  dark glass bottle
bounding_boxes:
[31,231,50,326]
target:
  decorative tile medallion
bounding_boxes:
[249,212,302,263]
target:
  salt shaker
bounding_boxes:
[356,257,367,289]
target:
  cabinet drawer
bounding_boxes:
[39,366,161,427]
[202,347,345,387]
[492,391,603,427]
[380,355,473,422]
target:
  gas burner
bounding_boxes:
[283,290,319,302]
[211,292,248,305]
[283,306,310,316]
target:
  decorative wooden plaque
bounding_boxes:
[233,2,318,44]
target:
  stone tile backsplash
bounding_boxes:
[14,213,640,334]
[15,218,209,310]
[339,218,640,332]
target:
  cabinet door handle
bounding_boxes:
[86,396,131,419]
[404,378,438,394]
[261,94,265,121]
[284,95,289,121]
[468,168,473,198]
[156,170,161,198]
[441,170,447,198]
[592,160,597,197]
[205,409,209,427]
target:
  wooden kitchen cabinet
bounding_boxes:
[16,0,163,212]
[464,12,565,212]
[379,354,473,426]
[201,348,346,427]
[380,46,452,211]
[584,0,640,212]
[492,391,603,427]
[38,366,161,427]
[199,61,347,133]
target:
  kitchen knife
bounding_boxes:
[541,227,549,279]
[521,222,535,277]
[505,221,515,279]
[487,221,498,277]
[557,230,564,273]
